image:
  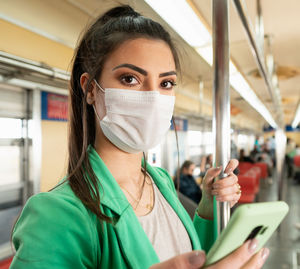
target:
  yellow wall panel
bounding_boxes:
[264,131,300,145]
[286,132,300,145]
[41,120,68,192]
[0,19,74,71]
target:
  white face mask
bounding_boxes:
[93,80,175,153]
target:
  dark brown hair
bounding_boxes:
[180,160,194,175]
[62,5,181,223]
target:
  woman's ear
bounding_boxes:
[80,72,96,105]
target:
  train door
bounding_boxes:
[0,86,32,259]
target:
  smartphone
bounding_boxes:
[205,201,289,266]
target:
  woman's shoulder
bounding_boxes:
[34,179,83,208]
[14,179,95,234]
[11,180,98,268]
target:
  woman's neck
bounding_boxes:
[94,130,144,188]
[94,128,154,216]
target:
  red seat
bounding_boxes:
[238,174,257,203]
[251,166,262,180]
[0,257,13,269]
[239,162,254,171]
[294,155,300,167]
[243,170,260,193]
[253,162,268,179]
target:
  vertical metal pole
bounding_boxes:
[275,129,286,201]
[21,89,30,204]
[213,0,231,235]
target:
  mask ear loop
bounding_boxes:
[94,79,105,93]
[92,105,101,122]
[92,79,105,121]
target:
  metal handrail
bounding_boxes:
[232,0,283,128]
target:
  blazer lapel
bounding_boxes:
[114,208,160,268]
[88,146,159,268]
[88,145,201,269]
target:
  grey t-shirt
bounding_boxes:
[137,176,192,262]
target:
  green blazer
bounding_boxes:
[11,146,215,269]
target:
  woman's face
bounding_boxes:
[183,164,195,176]
[93,38,177,119]
[99,37,177,94]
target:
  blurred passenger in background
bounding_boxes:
[269,135,276,166]
[254,136,261,152]
[255,144,274,176]
[296,144,300,155]
[250,145,260,162]
[239,149,254,163]
[175,160,202,204]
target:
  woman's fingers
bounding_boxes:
[208,239,265,269]
[203,160,241,205]
[204,166,223,185]
[241,248,270,269]
[205,159,238,187]
[215,193,241,203]
[224,159,239,174]
[209,170,241,206]
[212,174,238,189]
[212,181,240,196]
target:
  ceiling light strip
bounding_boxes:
[291,102,300,128]
[144,0,277,128]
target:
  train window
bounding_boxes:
[0,118,22,139]
[0,118,23,186]
[0,89,32,257]
[188,131,202,146]
[0,145,21,186]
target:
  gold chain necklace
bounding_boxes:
[120,171,153,210]
[121,185,153,210]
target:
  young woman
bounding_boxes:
[175,160,202,204]
[10,5,269,269]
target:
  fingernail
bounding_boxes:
[216,166,222,169]
[248,239,258,253]
[226,167,233,173]
[261,248,270,261]
[188,251,205,266]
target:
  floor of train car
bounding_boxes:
[258,171,300,269]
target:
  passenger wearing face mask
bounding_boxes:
[10,5,269,269]
[175,161,202,204]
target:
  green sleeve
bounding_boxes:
[10,192,97,268]
[193,213,215,253]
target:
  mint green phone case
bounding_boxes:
[205,201,289,266]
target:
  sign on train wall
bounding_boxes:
[41,91,68,121]
[170,117,188,131]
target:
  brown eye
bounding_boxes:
[161,80,177,89]
[120,75,138,86]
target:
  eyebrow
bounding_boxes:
[159,71,177,77]
[112,63,177,77]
